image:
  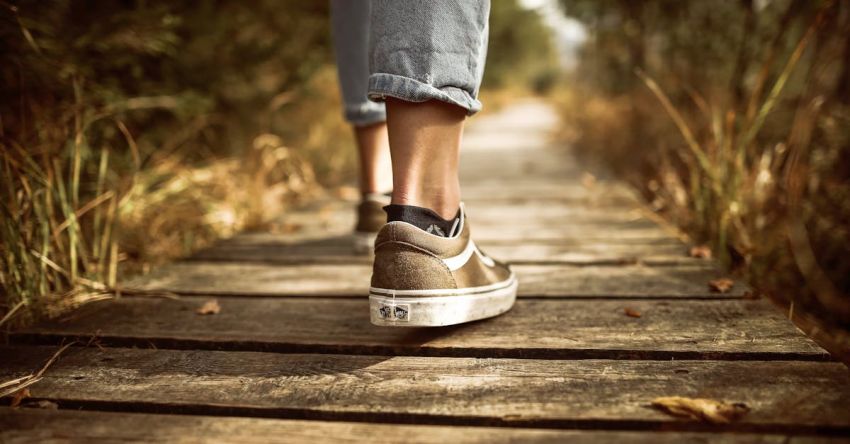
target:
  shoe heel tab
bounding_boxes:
[374,221,398,247]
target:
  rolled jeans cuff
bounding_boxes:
[368,73,483,115]
[344,101,387,127]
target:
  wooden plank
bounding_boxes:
[283,195,641,236]
[272,206,670,243]
[3,408,828,443]
[125,262,747,298]
[2,346,849,432]
[192,234,698,266]
[275,197,660,228]
[460,150,580,181]
[461,182,638,203]
[12,298,826,359]
[465,203,648,221]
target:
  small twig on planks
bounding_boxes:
[0,300,27,328]
[34,341,77,379]
[0,341,78,399]
[0,376,34,392]
[0,376,42,398]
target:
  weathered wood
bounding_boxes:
[126,262,746,298]
[461,182,639,203]
[5,101,840,441]
[2,346,849,432]
[282,200,651,226]
[515,264,746,297]
[12,298,825,359]
[5,408,831,444]
[192,233,699,266]
[466,202,647,221]
[460,148,580,182]
[272,203,670,242]
[274,206,670,238]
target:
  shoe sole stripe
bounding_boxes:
[369,277,518,327]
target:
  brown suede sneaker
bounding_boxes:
[353,194,390,254]
[369,204,517,326]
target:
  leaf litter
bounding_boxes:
[689,245,712,259]
[708,278,735,293]
[196,299,221,315]
[624,307,642,318]
[651,396,750,424]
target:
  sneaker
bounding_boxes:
[353,193,391,254]
[369,203,517,326]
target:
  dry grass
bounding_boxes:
[0,64,356,329]
[1,130,322,327]
[557,3,850,356]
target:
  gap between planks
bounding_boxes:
[3,408,839,444]
[10,298,828,361]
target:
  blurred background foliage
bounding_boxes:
[558,0,850,342]
[486,0,560,93]
[0,0,557,327]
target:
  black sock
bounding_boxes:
[384,204,460,237]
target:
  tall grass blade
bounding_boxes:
[635,69,716,182]
[738,4,827,151]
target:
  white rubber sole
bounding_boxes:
[352,232,377,255]
[369,274,518,327]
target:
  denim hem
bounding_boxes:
[344,102,387,127]
[367,73,482,115]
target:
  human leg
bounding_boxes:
[330,0,392,251]
[366,1,515,327]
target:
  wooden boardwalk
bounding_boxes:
[3,100,849,442]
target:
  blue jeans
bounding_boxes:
[330,0,490,126]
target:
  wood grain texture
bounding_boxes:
[1,408,838,444]
[265,196,668,245]
[12,298,825,359]
[273,208,671,243]
[4,100,842,441]
[277,200,652,228]
[126,262,746,298]
[192,234,694,266]
[2,346,849,432]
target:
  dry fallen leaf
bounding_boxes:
[10,388,30,408]
[651,396,750,424]
[624,308,642,318]
[196,299,221,315]
[689,245,712,259]
[708,278,735,293]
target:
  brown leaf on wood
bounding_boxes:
[9,388,30,408]
[689,245,712,259]
[708,278,735,293]
[651,396,750,424]
[196,299,221,315]
[624,307,642,318]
